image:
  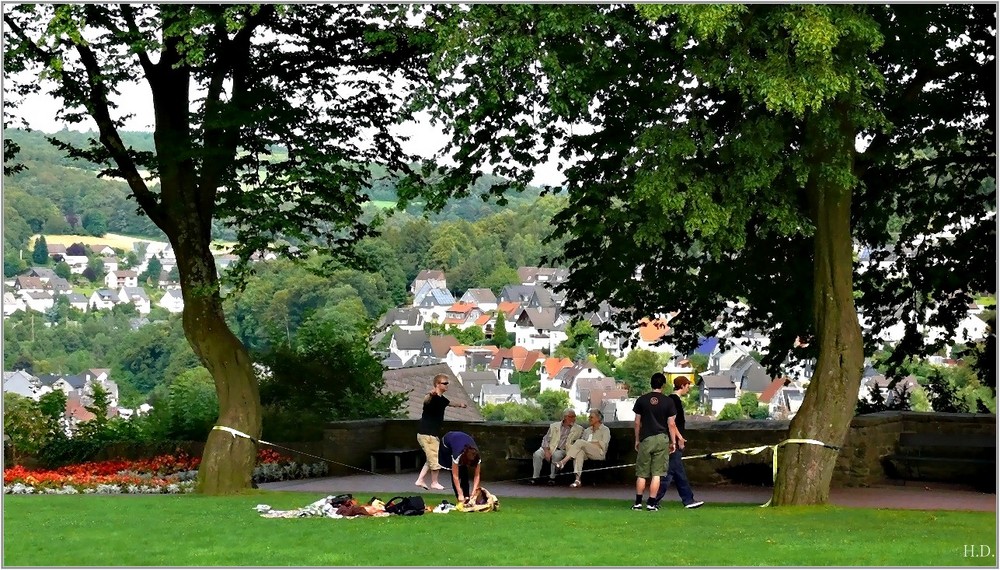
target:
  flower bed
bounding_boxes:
[4,448,329,494]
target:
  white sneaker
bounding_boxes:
[685,501,704,509]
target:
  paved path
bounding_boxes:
[263,472,996,512]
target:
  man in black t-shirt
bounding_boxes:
[653,376,704,509]
[630,372,682,511]
[415,373,467,490]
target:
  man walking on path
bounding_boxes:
[631,372,682,511]
[652,376,704,509]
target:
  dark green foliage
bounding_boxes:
[53,261,72,280]
[81,211,107,237]
[535,389,571,421]
[480,401,545,422]
[256,336,406,430]
[615,350,667,397]
[492,311,513,348]
[31,235,48,265]
[139,257,162,286]
[510,363,541,399]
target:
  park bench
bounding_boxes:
[370,448,422,474]
[884,432,996,492]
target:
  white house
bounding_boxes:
[89,289,122,311]
[118,286,151,315]
[481,384,523,405]
[3,292,26,317]
[3,370,40,399]
[158,289,184,313]
[389,330,431,365]
[409,269,447,296]
[20,290,55,313]
[460,288,498,312]
[100,256,119,273]
[105,270,139,289]
[66,292,90,312]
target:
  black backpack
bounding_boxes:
[325,494,353,508]
[385,495,426,516]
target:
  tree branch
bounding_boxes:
[73,40,166,227]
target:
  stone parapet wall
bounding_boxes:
[324,412,997,487]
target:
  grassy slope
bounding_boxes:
[3,493,995,566]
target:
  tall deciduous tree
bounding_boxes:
[4,4,435,493]
[420,4,994,505]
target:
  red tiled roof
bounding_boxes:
[496,302,521,318]
[758,377,790,404]
[543,357,574,378]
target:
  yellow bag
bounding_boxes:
[456,487,499,513]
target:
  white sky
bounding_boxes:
[11,80,567,188]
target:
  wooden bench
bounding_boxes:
[370,448,422,474]
[884,432,995,492]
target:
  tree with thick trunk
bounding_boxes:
[4,4,435,494]
[420,4,994,504]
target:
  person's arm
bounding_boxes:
[634,416,642,451]
[470,463,481,501]
[451,462,465,502]
[668,416,684,450]
[597,425,611,454]
[541,425,553,459]
[448,400,468,408]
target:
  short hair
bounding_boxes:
[562,409,577,419]
[673,376,692,390]
[650,372,667,390]
[459,446,480,466]
[589,409,604,422]
[433,374,449,386]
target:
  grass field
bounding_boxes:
[3,492,996,566]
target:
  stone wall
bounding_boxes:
[13,412,991,488]
[323,411,996,487]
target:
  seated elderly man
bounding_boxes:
[557,409,612,487]
[530,409,583,485]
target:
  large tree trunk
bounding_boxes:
[172,215,261,495]
[771,108,864,506]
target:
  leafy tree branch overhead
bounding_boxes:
[3,3,443,494]
[418,4,994,505]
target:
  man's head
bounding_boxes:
[588,409,603,426]
[674,376,692,394]
[433,373,450,393]
[561,409,577,426]
[650,372,667,390]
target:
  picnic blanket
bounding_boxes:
[254,495,464,519]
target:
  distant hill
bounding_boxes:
[3,127,549,269]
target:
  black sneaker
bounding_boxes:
[631,503,643,510]
[685,501,704,509]
[527,478,538,485]
[646,503,659,511]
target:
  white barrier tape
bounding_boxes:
[212,425,274,447]
[683,437,839,507]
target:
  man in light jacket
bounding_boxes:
[557,408,612,487]
[530,409,583,485]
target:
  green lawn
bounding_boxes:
[3,492,996,566]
